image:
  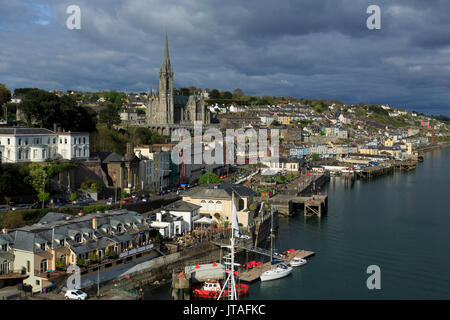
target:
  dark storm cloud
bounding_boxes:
[1,0,450,112]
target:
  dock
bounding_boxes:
[238,249,315,283]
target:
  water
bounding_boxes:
[145,148,450,299]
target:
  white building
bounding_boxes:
[0,128,89,163]
[150,201,201,237]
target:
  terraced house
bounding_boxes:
[6,209,152,293]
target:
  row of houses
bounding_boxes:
[0,183,257,293]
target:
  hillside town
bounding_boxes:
[0,35,449,301]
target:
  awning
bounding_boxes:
[194,217,213,225]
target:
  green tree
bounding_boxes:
[209,89,220,99]
[222,91,233,99]
[24,164,48,209]
[232,88,244,100]
[199,172,222,185]
[99,103,121,128]
[0,84,11,107]
[69,192,77,202]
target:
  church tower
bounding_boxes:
[158,33,174,124]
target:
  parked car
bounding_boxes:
[11,204,30,211]
[64,289,88,300]
[121,197,133,204]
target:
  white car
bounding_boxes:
[65,289,88,300]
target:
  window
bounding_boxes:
[200,200,206,210]
[208,201,214,211]
[216,201,222,211]
[65,138,67,144]
[53,138,56,144]
[18,138,21,145]
[40,259,47,273]
[74,233,82,243]
[0,260,9,274]
[27,261,30,273]
[60,239,65,247]
[60,138,62,144]
[83,137,86,144]
[40,243,46,250]
[1,244,7,251]
[25,139,28,145]
[7,138,10,145]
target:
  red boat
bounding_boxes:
[191,280,249,299]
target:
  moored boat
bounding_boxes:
[260,263,293,281]
[289,256,307,267]
[192,280,249,299]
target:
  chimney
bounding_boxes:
[92,216,98,229]
[2,227,7,234]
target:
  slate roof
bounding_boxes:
[184,183,255,200]
[0,128,55,135]
[162,200,201,212]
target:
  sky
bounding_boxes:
[1,0,450,115]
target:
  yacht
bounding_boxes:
[289,256,307,267]
[260,263,293,281]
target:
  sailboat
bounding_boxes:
[260,205,293,282]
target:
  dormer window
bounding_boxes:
[40,243,46,250]
[74,233,82,243]
[1,244,7,251]
[60,239,65,247]
[117,224,123,233]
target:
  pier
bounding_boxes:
[238,249,315,283]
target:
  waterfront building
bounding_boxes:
[0,127,89,163]
[6,209,152,293]
[150,201,202,237]
[182,184,256,229]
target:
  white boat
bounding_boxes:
[289,256,307,267]
[260,263,293,281]
[259,206,293,282]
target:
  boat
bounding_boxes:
[260,263,293,281]
[289,256,307,267]
[260,206,293,282]
[192,280,249,299]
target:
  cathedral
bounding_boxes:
[146,34,210,126]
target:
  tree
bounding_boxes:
[199,172,222,185]
[19,89,97,132]
[222,91,233,99]
[24,164,48,209]
[0,84,11,107]
[70,192,77,203]
[209,89,220,99]
[232,88,244,100]
[99,103,121,128]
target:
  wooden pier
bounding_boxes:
[238,249,315,283]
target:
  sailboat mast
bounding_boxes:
[270,205,273,265]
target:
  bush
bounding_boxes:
[76,257,87,268]
[55,258,67,271]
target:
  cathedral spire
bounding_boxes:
[161,32,172,73]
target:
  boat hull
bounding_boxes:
[260,266,293,282]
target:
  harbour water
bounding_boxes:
[145,147,450,299]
